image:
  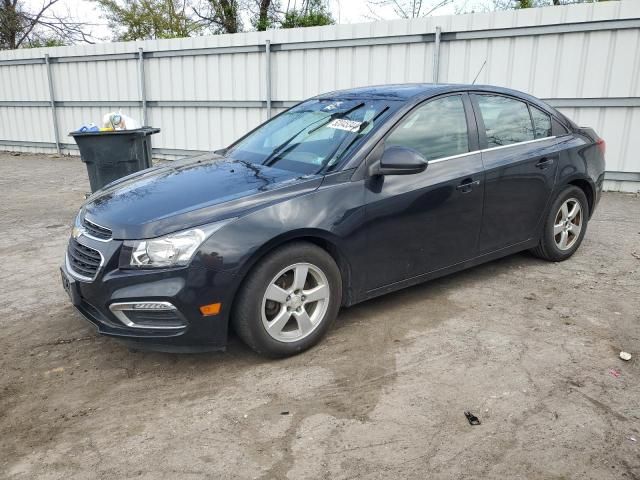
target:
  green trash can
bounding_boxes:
[70,127,160,193]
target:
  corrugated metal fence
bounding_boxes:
[1,0,639,191]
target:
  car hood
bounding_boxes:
[83,153,322,239]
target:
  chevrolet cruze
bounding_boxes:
[61,84,605,357]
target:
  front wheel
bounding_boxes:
[531,185,589,262]
[232,242,342,357]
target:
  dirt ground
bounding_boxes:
[0,152,639,480]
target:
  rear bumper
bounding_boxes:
[61,249,239,349]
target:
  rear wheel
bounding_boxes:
[531,185,589,262]
[232,242,342,357]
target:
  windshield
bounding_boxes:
[224,99,392,174]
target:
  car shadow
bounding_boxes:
[333,251,543,331]
[96,250,545,369]
[230,250,545,361]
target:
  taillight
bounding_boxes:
[596,138,606,156]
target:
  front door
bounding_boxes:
[362,94,484,292]
[471,94,560,253]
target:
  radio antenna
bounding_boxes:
[472,59,487,85]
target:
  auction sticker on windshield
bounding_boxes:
[327,119,363,132]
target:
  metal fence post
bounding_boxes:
[138,48,148,126]
[432,26,441,84]
[265,40,272,119]
[44,54,61,154]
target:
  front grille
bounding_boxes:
[82,218,112,240]
[67,238,102,280]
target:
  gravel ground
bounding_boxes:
[0,152,639,480]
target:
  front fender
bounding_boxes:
[195,174,368,302]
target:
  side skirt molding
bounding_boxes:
[357,238,538,304]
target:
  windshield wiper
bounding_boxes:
[306,102,366,135]
[319,105,390,172]
[262,102,366,167]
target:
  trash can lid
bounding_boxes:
[69,127,160,137]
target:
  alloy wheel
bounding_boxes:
[261,262,330,342]
[553,197,582,251]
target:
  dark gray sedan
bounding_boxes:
[61,84,605,357]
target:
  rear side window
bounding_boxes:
[385,95,469,161]
[552,117,569,136]
[530,106,552,138]
[475,95,534,147]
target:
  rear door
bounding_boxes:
[471,94,563,253]
[362,93,484,291]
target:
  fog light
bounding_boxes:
[200,303,221,316]
[132,302,174,310]
[109,301,185,330]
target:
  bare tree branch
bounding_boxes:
[423,0,453,16]
[367,0,452,19]
[1,0,96,49]
[15,0,59,48]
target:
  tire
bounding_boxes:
[232,242,342,358]
[530,185,589,262]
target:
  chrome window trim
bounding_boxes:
[65,242,105,283]
[426,135,557,164]
[480,135,557,154]
[108,301,186,330]
[427,150,479,164]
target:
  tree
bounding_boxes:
[95,0,203,41]
[1,0,94,50]
[194,0,243,34]
[366,0,454,19]
[24,37,66,48]
[280,0,334,29]
[488,0,609,9]
[251,0,280,31]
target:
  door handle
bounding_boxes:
[456,179,480,193]
[536,157,554,170]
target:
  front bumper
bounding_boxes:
[60,234,239,349]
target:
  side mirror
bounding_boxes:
[373,145,428,176]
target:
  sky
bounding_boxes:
[23,0,495,44]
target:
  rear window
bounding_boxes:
[552,117,570,135]
[530,106,552,139]
[475,95,534,147]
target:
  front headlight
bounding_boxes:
[124,219,232,268]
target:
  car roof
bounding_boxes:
[316,83,530,100]
[315,83,448,100]
[314,83,563,121]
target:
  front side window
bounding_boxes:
[475,95,534,147]
[385,95,469,161]
[225,99,393,174]
[530,106,552,139]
